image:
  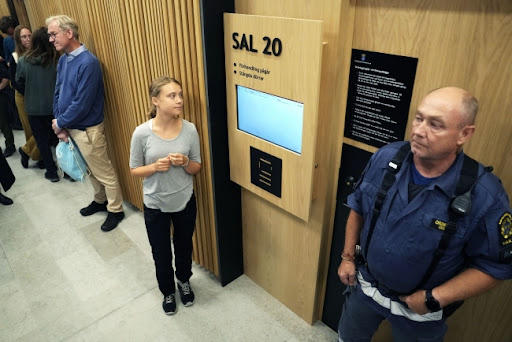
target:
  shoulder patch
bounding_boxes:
[499,212,512,246]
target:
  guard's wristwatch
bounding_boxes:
[425,289,441,312]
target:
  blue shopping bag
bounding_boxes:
[56,138,90,182]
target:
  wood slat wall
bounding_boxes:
[22,0,219,275]
[0,1,9,18]
[12,0,30,29]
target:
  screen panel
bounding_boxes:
[237,85,304,154]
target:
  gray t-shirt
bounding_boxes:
[130,119,201,212]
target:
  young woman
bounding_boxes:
[130,76,201,315]
[9,25,43,169]
[16,27,59,182]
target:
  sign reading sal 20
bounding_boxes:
[232,33,282,56]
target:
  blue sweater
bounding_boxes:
[53,48,104,130]
[3,36,14,61]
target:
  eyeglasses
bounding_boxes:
[47,32,59,39]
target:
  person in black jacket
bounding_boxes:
[0,147,14,205]
[0,61,15,157]
[0,16,22,130]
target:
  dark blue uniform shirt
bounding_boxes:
[349,141,512,294]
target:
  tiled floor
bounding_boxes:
[0,129,337,342]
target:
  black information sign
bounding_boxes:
[250,146,282,198]
[344,50,418,148]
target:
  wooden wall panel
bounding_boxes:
[237,0,512,335]
[225,14,323,221]
[22,0,218,275]
[350,1,512,341]
[12,0,30,29]
[0,1,9,17]
[235,0,349,324]
[353,0,512,195]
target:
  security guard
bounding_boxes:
[337,87,512,341]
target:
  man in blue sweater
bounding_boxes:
[47,15,125,232]
[0,16,16,63]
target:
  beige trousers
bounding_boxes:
[69,122,124,213]
[15,91,41,160]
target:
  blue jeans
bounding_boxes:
[337,284,447,342]
[144,193,197,296]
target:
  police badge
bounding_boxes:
[499,212,512,264]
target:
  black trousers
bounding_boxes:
[0,93,14,149]
[5,87,21,129]
[0,147,15,191]
[144,193,197,296]
[28,115,57,173]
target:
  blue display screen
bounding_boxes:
[236,85,304,154]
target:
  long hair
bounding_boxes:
[13,25,31,57]
[148,76,182,119]
[24,27,59,68]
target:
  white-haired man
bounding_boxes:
[47,15,124,232]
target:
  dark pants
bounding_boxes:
[0,147,15,191]
[338,284,447,342]
[5,87,21,129]
[28,115,57,173]
[144,193,197,296]
[0,93,14,149]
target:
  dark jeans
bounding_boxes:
[144,193,197,296]
[337,284,447,342]
[0,93,14,149]
[28,115,57,173]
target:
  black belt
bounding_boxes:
[374,281,406,298]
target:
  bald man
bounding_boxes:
[337,87,512,341]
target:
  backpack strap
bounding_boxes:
[363,142,410,259]
[415,155,480,291]
[456,155,480,196]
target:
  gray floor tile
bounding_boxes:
[0,130,337,342]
